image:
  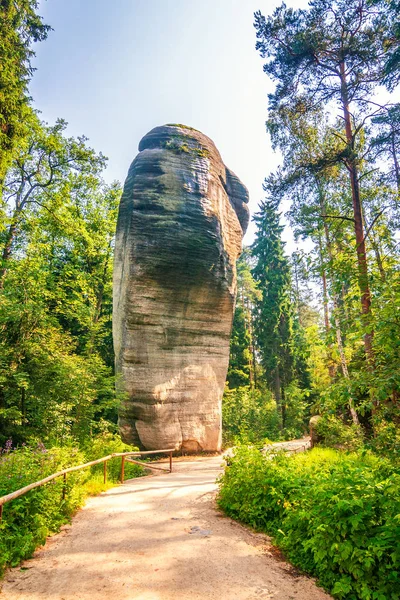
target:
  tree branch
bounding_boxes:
[321,214,355,223]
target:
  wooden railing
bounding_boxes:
[0,448,175,520]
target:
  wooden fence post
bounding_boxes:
[62,473,67,500]
[121,456,125,483]
[0,449,175,516]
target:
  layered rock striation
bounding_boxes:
[113,124,249,452]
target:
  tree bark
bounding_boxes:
[318,183,359,424]
[370,235,386,282]
[317,232,336,379]
[245,297,256,389]
[339,61,374,368]
[391,131,400,193]
[281,379,286,430]
[273,343,283,430]
[0,218,18,289]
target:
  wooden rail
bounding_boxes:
[0,448,175,520]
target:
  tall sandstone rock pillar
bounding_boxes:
[113,124,249,452]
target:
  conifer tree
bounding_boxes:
[0,0,50,186]
[254,0,394,368]
[228,251,261,389]
[252,198,293,427]
[372,104,400,193]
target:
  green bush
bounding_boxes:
[0,442,87,574]
[222,386,280,446]
[315,414,364,451]
[84,432,143,481]
[0,434,143,575]
[370,420,400,461]
[218,446,400,599]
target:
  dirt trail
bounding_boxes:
[1,451,330,600]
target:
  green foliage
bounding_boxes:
[218,446,400,599]
[0,441,86,575]
[251,198,311,430]
[252,198,293,389]
[228,251,261,389]
[0,1,50,184]
[251,0,400,437]
[0,117,122,446]
[281,381,309,440]
[227,304,251,388]
[84,432,144,481]
[370,420,400,462]
[314,415,364,452]
[222,386,279,446]
[0,434,143,575]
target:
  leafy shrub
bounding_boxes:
[222,386,280,446]
[0,441,87,574]
[314,414,364,451]
[218,446,400,599]
[0,434,143,575]
[84,432,144,480]
[370,420,400,461]
[281,381,310,440]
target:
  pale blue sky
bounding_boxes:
[32,0,307,245]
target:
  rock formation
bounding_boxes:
[113,124,249,452]
[309,415,322,448]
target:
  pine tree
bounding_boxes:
[227,250,261,389]
[254,0,395,369]
[0,0,50,187]
[252,198,294,427]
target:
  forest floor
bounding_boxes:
[1,439,330,600]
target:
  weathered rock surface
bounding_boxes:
[113,124,249,452]
[309,415,322,448]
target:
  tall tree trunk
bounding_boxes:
[292,253,300,317]
[243,298,255,389]
[252,342,257,389]
[391,131,400,193]
[332,299,359,425]
[339,62,374,368]
[273,343,283,430]
[318,183,359,425]
[370,234,386,282]
[21,387,26,426]
[281,379,286,430]
[317,232,335,379]
[0,218,18,289]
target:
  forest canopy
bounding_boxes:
[225,0,400,450]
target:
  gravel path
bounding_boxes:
[1,452,330,600]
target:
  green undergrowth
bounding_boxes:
[0,433,144,576]
[218,446,400,600]
[222,386,281,446]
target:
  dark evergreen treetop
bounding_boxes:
[0,0,50,185]
[378,0,400,90]
[371,103,400,190]
[251,197,293,386]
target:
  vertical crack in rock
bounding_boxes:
[113,124,249,452]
